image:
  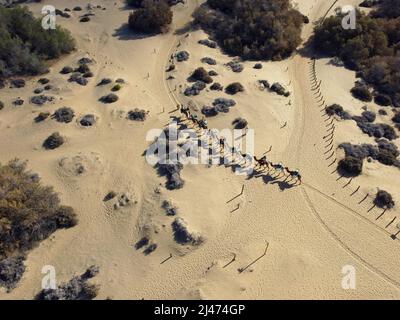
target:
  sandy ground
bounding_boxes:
[0,0,400,300]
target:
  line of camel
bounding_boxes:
[179,105,302,185]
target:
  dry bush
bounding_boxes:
[0,160,77,290]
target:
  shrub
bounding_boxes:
[99,93,119,103]
[60,66,74,74]
[176,51,189,62]
[111,84,122,92]
[75,64,90,74]
[232,117,248,129]
[201,105,219,117]
[172,217,204,246]
[374,94,392,106]
[157,163,184,190]
[194,0,304,60]
[36,266,99,300]
[190,67,213,84]
[30,95,54,105]
[127,108,149,121]
[80,114,96,127]
[201,57,217,65]
[374,190,395,208]
[52,107,75,123]
[35,112,50,123]
[210,82,223,91]
[198,39,217,48]
[43,132,65,149]
[271,82,289,96]
[376,148,397,165]
[97,78,112,86]
[0,6,75,78]
[0,160,77,290]
[326,104,352,119]
[351,85,373,102]
[225,82,244,95]
[356,122,397,140]
[128,0,173,34]
[11,79,25,88]
[313,8,400,106]
[338,156,363,175]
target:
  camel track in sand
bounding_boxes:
[158,0,400,292]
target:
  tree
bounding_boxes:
[193,0,304,61]
[0,6,75,78]
[128,0,173,34]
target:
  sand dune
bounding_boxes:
[0,0,399,300]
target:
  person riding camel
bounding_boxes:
[253,155,270,170]
[180,105,190,119]
[284,167,302,185]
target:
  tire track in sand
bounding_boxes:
[293,0,400,290]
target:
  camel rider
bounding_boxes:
[198,117,208,130]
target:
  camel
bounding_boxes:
[253,156,270,170]
[197,117,208,130]
[180,105,190,119]
[284,167,302,185]
[271,162,286,177]
[188,113,199,127]
[239,152,252,167]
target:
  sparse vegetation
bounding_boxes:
[36,266,99,300]
[351,85,373,102]
[189,67,213,84]
[0,6,75,79]
[0,160,77,291]
[338,156,363,176]
[225,82,244,95]
[43,132,65,150]
[194,0,305,60]
[374,190,395,209]
[326,104,351,119]
[52,107,75,123]
[313,4,400,106]
[127,108,149,121]
[99,93,119,104]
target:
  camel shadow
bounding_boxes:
[271,180,294,191]
[261,174,277,185]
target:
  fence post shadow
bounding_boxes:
[238,243,269,274]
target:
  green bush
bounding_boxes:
[128,0,173,34]
[0,6,75,78]
[194,0,304,60]
[313,8,400,106]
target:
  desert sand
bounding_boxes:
[1,0,400,300]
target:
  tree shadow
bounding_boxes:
[113,23,159,41]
